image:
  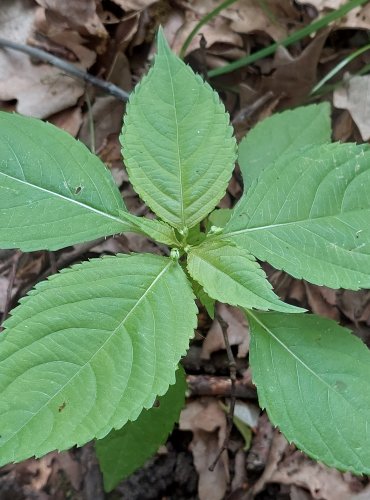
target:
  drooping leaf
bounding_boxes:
[238,103,331,190]
[118,210,180,246]
[187,239,303,313]
[207,208,232,230]
[190,278,215,318]
[0,254,197,465]
[121,27,236,230]
[0,112,132,251]
[247,310,370,474]
[96,366,187,492]
[224,143,370,289]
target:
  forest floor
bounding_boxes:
[1,0,370,499]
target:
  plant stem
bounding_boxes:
[208,0,368,78]
[209,310,237,472]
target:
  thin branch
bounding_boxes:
[0,38,130,102]
[209,310,237,472]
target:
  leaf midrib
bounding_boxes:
[0,171,127,227]
[163,50,185,228]
[248,310,367,409]
[1,260,173,448]
[224,207,368,238]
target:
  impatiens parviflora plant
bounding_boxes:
[1,26,370,490]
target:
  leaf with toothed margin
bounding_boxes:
[121,27,236,230]
[187,239,303,313]
[247,310,370,474]
[96,366,187,492]
[224,142,370,290]
[238,103,331,191]
[0,253,197,465]
[0,112,132,251]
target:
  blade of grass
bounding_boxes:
[311,43,370,94]
[208,0,369,78]
[179,0,239,59]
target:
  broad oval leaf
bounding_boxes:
[0,253,197,465]
[238,103,331,190]
[247,310,370,473]
[96,366,187,492]
[224,143,370,289]
[121,28,236,230]
[0,112,131,251]
[187,239,302,313]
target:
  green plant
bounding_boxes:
[1,27,370,490]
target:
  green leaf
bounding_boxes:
[0,112,131,251]
[118,210,180,246]
[238,103,331,190]
[96,366,187,492]
[224,143,370,289]
[190,278,215,318]
[121,27,236,230]
[0,254,197,465]
[207,208,232,230]
[247,310,370,474]
[187,239,302,313]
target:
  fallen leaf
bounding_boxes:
[201,304,250,359]
[270,451,361,500]
[0,0,86,118]
[260,29,330,107]
[334,75,370,141]
[180,398,228,500]
[304,283,340,321]
[48,106,83,137]
[111,0,159,11]
[0,276,9,312]
[35,0,107,38]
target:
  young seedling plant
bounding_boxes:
[1,27,370,490]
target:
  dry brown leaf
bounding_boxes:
[260,29,330,107]
[333,75,370,141]
[222,0,299,41]
[179,398,228,500]
[171,15,243,56]
[304,283,340,321]
[270,451,361,500]
[0,0,87,118]
[48,106,83,136]
[0,276,9,312]
[111,0,159,11]
[201,303,250,359]
[35,0,107,38]
[336,289,370,325]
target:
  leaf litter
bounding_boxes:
[1,0,370,498]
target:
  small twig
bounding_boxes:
[0,252,20,331]
[0,38,130,102]
[209,310,237,472]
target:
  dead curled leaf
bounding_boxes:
[201,304,250,360]
[0,0,89,118]
[334,75,370,141]
[179,398,228,500]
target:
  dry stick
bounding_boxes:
[209,310,237,472]
[0,38,130,102]
[0,252,20,331]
